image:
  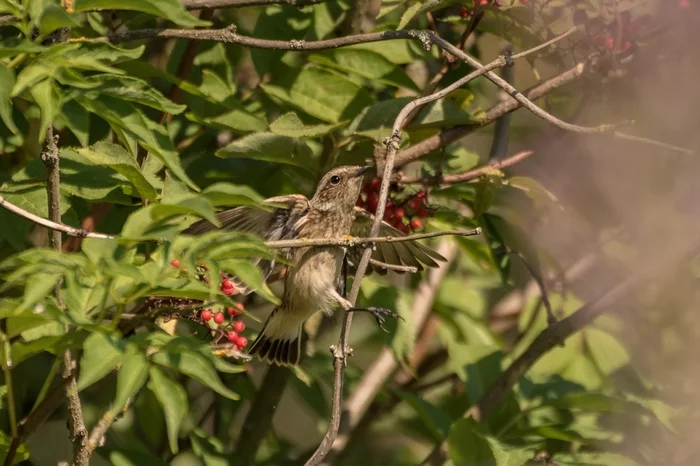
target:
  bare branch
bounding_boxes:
[320,241,458,465]
[266,229,481,249]
[369,258,418,273]
[0,194,479,246]
[0,195,115,240]
[400,150,536,186]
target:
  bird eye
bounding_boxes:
[330,175,341,185]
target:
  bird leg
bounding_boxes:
[347,307,404,332]
[334,294,404,332]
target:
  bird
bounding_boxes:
[184,165,446,366]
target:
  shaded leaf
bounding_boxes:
[269,112,346,139]
[149,367,188,454]
[73,0,209,27]
[77,332,124,391]
[216,132,318,175]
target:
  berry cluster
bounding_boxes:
[356,178,431,234]
[170,259,248,351]
[200,304,248,351]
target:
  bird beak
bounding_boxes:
[354,165,372,178]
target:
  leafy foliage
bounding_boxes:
[0,0,688,465]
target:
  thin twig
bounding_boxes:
[0,197,480,246]
[320,241,458,465]
[401,150,535,185]
[266,229,481,249]
[369,258,417,273]
[0,195,115,240]
[86,402,130,455]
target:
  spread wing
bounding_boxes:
[347,207,447,275]
[184,195,309,293]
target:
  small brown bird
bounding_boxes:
[185,165,445,366]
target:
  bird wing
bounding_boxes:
[347,207,447,275]
[184,194,309,293]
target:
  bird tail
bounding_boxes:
[248,308,302,366]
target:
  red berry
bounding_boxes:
[213,312,225,325]
[233,321,246,333]
[170,258,180,268]
[399,223,411,234]
[409,198,422,210]
[227,306,240,316]
[606,36,614,50]
[383,207,394,221]
[394,207,405,220]
[236,336,248,349]
[201,309,212,321]
[679,0,690,7]
[227,331,239,343]
[416,207,429,218]
[410,218,423,230]
[369,177,381,191]
[459,8,471,17]
[367,193,379,213]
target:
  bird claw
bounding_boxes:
[349,306,404,332]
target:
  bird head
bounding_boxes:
[310,165,371,211]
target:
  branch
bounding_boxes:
[0,194,479,246]
[320,241,458,465]
[400,150,535,186]
[0,195,115,240]
[63,350,89,466]
[369,258,417,273]
[80,24,689,155]
[265,229,481,249]
[182,0,327,8]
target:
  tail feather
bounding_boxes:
[248,309,302,366]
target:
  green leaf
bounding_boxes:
[0,64,18,134]
[77,332,124,391]
[309,49,419,91]
[398,1,423,29]
[152,349,239,400]
[216,132,318,176]
[189,107,267,133]
[73,0,210,27]
[75,94,199,191]
[29,78,61,143]
[92,75,186,115]
[113,351,149,412]
[261,67,374,124]
[38,3,82,34]
[269,112,346,139]
[77,142,158,201]
[394,389,451,441]
[59,100,90,146]
[447,418,493,466]
[584,328,630,376]
[149,367,188,454]
[201,182,267,207]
